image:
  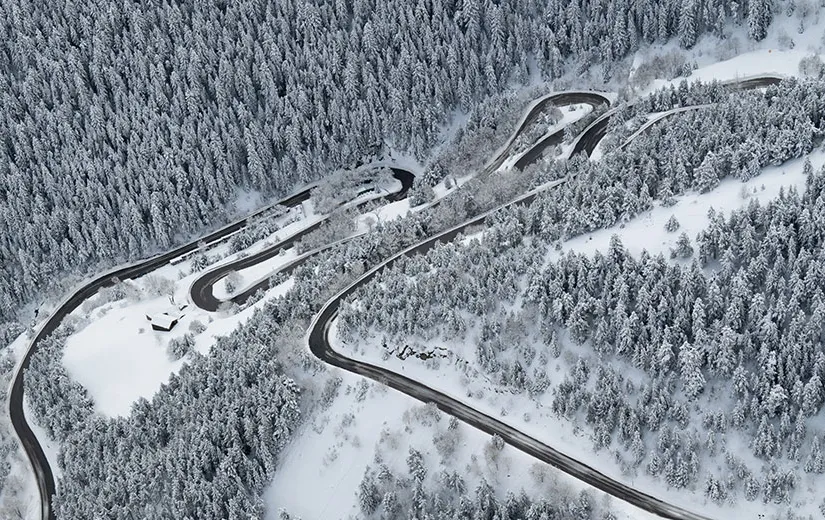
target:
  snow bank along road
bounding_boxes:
[11,80,778,520]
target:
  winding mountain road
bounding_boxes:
[568,74,784,159]
[481,91,611,175]
[10,80,784,520]
[192,176,714,520]
[303,180,717,520]
[492,92,611,171]
[189,90,607,311]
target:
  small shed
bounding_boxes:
[146,310,184,332]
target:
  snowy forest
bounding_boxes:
[337,79,825,508]
[0,0,791,323]
[21,75,825,517]
[6,0,825,518]
[352,443,602,520]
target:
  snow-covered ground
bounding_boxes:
[61,289,190,418]
[659,46,822,90]
[264,369,658,520]
[233,188,263,215]
[212,248,300,301]
[60,258,294,418]
[555,150,824,261]
[631,7,825,95]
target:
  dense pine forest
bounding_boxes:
[0,0,783,322]
[338,79,825,507]
[5,0,824,518]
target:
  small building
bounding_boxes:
[146,306,186,332]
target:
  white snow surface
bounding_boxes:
[555,150,824,261]
[62,294,189,417]
[631,8,825,96]
[233,188,263,215]
[61,259,294,418]
[265,369,656,520]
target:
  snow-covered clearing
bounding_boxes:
[264,369,657,520]
[233,188,263,215]
[554,149,824,261]
[60,259,293,418]
[630,8,825,96]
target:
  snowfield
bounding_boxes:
[60,258,295,418]
[555,149,825,261]
[265,369,658,520]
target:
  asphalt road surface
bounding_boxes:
[571,111,614,157]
